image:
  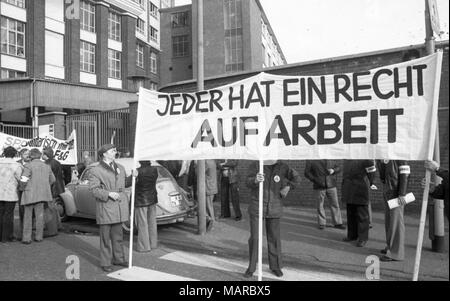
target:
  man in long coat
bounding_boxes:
[21,148,55,243]
[88,144,133,272]
[341,160,376,247]
[377,160,410,261]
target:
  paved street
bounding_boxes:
[0,202,448,281]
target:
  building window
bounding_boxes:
[172,35,188,58]
[133,0,144,8]
[224,35,243,72]
[108,49,121,79]
[80,41,95,73]
[136,19,145,35]
[0,17,25,57]
[108,12,121,41]
[150,82,158,91]
[171,11,188,28]
[1,0,25,8]
[149,1,158,19]
[224,0,243,72]
[149,26,158,43]
[136,43,144,68]
[0,68,25,79]
[224,0,242,30]
[150,52,157,74]
[262,44,266,67]
[80,0,95,32]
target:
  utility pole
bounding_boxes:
[196,0,206,235]
[413,0,443,281]
[424,0,445,254]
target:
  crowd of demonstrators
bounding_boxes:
[304,160,345,230]
[134,160,158,253]
[88,144,134,272]
[244,160,301,278]
[219,160,242,221]
[341,160,377,247]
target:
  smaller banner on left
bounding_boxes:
[0,130,78,165]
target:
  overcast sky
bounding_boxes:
[175,0,449,64]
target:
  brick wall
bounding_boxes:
[95,4,109,87]
[151,42,449,212]
[27,0,46,78]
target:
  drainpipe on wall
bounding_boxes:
[30,78,38,136]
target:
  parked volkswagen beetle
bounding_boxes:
[55,158,196,227]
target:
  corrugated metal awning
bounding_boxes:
[0,79,138,112]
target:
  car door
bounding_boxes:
[74,167,97,217]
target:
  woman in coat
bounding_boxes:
[134,161,159,252]
[20,148,56,244]
[0,146,22,242]
[244,160,300,278]
[341,160,376,247]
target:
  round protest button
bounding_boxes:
[274,175,280,183]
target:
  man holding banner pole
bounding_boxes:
[244,160,300,279]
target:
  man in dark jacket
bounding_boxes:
[244,160,300,278]
[88,144,133,272]
[135,161,158,252]
[219,160,242,221]
[424,160,449,220]
[304,160,345,230]
[341,160,377,247]
[42,147,65,235]
[377,160,410,261]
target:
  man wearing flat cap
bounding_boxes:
[88,144,134,272]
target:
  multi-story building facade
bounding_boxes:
[159,0,286,87]
[0,0,167,125]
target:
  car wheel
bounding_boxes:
[122,221,138,234]
[55,198,68,222]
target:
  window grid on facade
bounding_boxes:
[172,35,188,58]
[150,82,158,91]
[80,41,95,73]
[223,0,243,72]
[2,0,25,8]
[108,12,121,41]
[0,68,25,79]
[149,26,158,43]
[80,0,95,32]
[136,19,145,35]
[136,43,144,68]
[171,11,188,28]
[108,49,121,79]
[0,17,25,57]
[149,2,158,19]
[150,52,157,73]
[133,0,144,7]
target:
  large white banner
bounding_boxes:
[135,52,442,161]
[0,130,78,165]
